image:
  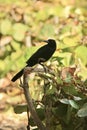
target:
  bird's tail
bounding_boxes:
[11,68,24,82]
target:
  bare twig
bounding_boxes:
[44,80,52,130]
[45,101,52,130]
[27,106,30,130]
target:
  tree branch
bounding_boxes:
[22,66,47,130]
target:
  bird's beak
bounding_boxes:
[43,40,48,43]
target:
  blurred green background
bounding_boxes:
[0,0,87,129]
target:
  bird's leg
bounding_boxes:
[38,58,47,73]
[19,78,23,88]
[39,63,47,73]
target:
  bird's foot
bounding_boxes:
[19,78,24,88]
[39,63,48,73]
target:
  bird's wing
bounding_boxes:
[26,45,48,65]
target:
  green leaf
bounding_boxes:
[53,5,65,17]
[78,64,87,80]
[12,23,28,41]
[59,99,79,109]
[0,60,6,75]
[82,23,87,35]
[11,40,21,51]
[73,96,82,101]
[36,8,49,21]
[39,24,55,38]
[58,52,72,66]
[46,86,57,95]
[69,100,79,109]
[63,85,78,95]
[59,98,69,104]
[0,12,6,18]
[75,45,87,65]
[14,104,27,114]
[77,103,87,117]
[63,36,80,47]
[0,19,12,35]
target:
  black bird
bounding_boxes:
[11,39,56,82]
